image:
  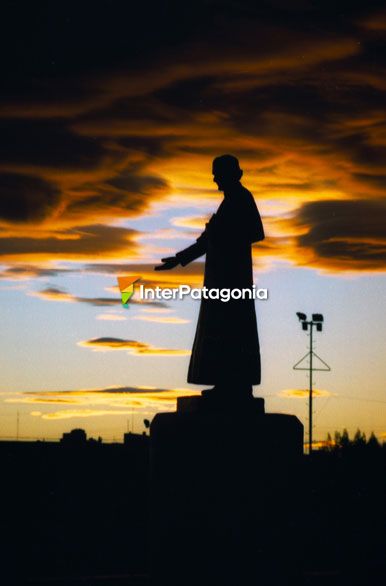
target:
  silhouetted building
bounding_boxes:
[61,428,87,445]
[123,431,149,448]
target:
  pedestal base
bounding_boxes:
[149,395,303,585]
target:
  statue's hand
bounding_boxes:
[154,256,180,271]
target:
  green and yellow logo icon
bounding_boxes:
[117,276,141,307]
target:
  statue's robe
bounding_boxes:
[176,182,265,386]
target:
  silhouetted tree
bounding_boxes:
[367,432,380,450]
[324,429,381,453]
[353,428,367,447]
[333,428,350,451]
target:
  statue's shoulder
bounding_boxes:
[239,184,258,209]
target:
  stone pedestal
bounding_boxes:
[149,395,303,585]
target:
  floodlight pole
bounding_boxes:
[309,322,314,454]
[293,314,330,455]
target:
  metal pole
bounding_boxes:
[309,323,313,455]
[293,313,330,455]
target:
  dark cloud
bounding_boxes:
[352,173,386,191]
[0,265,73,280]
[30,286,119,306]
[153,76,216,110]
[0,118,170,228]
[0,224,139,259]
[31,286,169,308]
[0,2,385,273]
[294,199,386,270]
[82,261,204,275]
[116,135,168,157]
[64,169,169,219]
[0,173,60,222]
[0,2,220,80]
[107,170,166,194]
[25,385,178,396]
[0,119,109,170]
[0,76,108,119]
[333,133,386,171]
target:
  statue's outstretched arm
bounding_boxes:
[154,230,207,271]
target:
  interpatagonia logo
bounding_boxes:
[117,277,268,306]
[117,276,141,307]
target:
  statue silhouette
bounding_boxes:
[155,155,265,399]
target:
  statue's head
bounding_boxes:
[212,154,243,191]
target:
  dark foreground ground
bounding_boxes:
[0,435,385,586]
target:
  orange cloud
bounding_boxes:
[360,10,386,31]
[171,216,210,229]
[77,337,190,356]
[131,315,190,324]
[308,440,336,450]
[5,385,201,419]
[96,313,127,321]
[279,389,333,399]
[139,307,172,314]
[31,409,144,420]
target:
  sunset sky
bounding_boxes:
[1,1,385,444]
